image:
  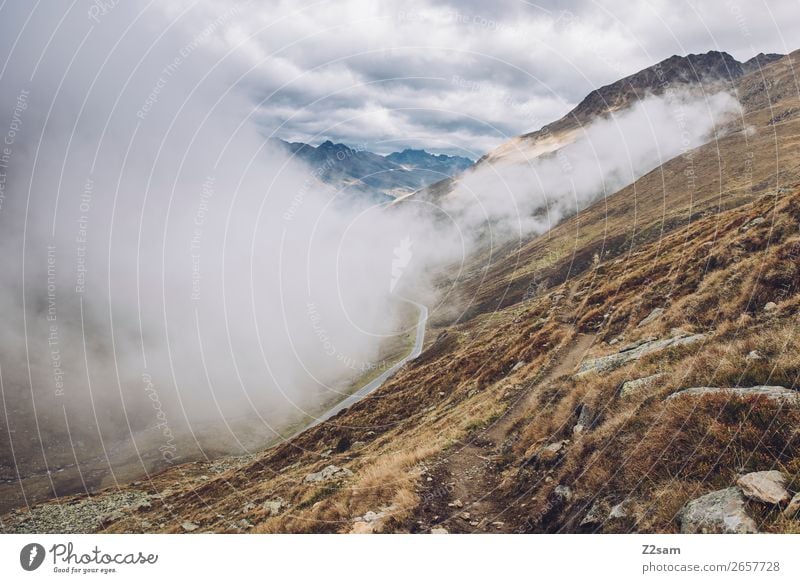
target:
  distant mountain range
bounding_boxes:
[270,138,473,202]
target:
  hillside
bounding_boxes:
[3,49,800,534]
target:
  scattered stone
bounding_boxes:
[764,302,778,312]
[426,476,433,482]
[608,500,633,520]
[2,491,152,534]
[784,493,800,518]
[740,217,766,231]
[577,334,706,376]
[554,485,573,502]
[580,501,609,527]
[638,307,664,327]
[573,403,596,435]
[746,350,765,362]
[447,499,464,508]
[737,471,790,505]
[666,386,799,406]
[430,527,449,534]
[181,521,199,532]
[511,361,525,372]
[263,497,287,517]
[303,464,353,483]
[529,440,569,465]
[461,512,471,520]
[620,373,667,399]
[678,488,758,534]
[491,521,505,528]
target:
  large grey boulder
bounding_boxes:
[736,471,790,505]
[678,487,758,534]
[666,386,799,406]
[576,333,706,376]
[303,464,353,483]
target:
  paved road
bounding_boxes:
[292,298,428,436]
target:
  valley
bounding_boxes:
[3,48,800,536]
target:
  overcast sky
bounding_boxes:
[59,0,800,157]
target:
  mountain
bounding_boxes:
[428,50,783,175]
[271,138,472,201]
[5,49,800,534]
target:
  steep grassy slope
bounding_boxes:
[3,51,799,534]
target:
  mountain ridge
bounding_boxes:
[270,138,473,201]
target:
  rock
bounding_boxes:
[531,440,569,465]
[361,511,381,522]
[666,386,799,406]
[447,499,464,508]
[764,302,778,312]
[608,500,633,519]
[461,512,471,520]
[263,497,287,517]
[351,509,385,532]
[620,373,667,399]
[678,488,758,534]
[577,334,706,376]
[746,350,765,362]
[554,485,573,502]
[784,493,800,518]
[430,527,449,534]
[737,471,790,505]
[181,521,199,532]
[491,521,505,528]
[573,403,595,434]
[303,464,353,483]
[740,217,765,231]
[638,307,664,327]
[580,501,609,527]
[511,361,525,372]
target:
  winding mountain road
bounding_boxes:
[293,298,428,435]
